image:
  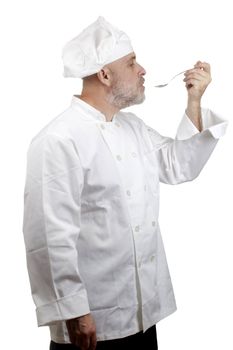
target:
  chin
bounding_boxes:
[135,93,146,105]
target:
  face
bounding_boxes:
[107,52,146,109]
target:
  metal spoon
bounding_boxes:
[154,69,187,88]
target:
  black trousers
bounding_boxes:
[50,325,158,350]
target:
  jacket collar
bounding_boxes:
[71,95,117,123]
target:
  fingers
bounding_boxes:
[66,314,97,350]
[78,332,91,350]
[183,60,212,99]
[183,71,210,88]
[183,69,207,82]
[89,332,97,350]
[194,60,211,73]
[183,61,211,89]
[78,328,97,350]
[66,319,77,344]
[184,61,211,78]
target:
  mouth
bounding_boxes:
[140,78,145,87]
[141,80,145,89]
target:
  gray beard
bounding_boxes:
[108,84,145,109]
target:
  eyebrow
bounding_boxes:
[127,55,136,62]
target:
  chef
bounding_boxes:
[23,16,228,350]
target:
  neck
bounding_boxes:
[78,91,119,122]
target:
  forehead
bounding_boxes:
[123,52,136,62]
[105,52,136,72]
[111,52,136,66]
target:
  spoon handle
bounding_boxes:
[154,69,187,88]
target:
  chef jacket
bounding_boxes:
[23,96,227,343]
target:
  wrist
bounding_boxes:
[187,97,201,108]
[186,99,202,132]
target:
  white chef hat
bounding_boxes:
[62,16,134,78]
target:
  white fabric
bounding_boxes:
[176,110,228,140]
[23,97,227,343]
[62,16,134,78]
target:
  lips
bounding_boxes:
[138,78,145,88]
[140,80,145,89]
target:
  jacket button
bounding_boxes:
[135,225,140,232]
[152,221,156,227]
[126,190,131,196]
[131,152,137,158]
[100,124,105,130]
[116,155,122,161]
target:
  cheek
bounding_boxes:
[125,72,138,86]
[122,68,135,80]
[113,70,137,90]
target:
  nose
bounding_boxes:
[138,63,146,76]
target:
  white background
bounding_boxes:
[0,0,232,349]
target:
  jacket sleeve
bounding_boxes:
[145,108,228,184]
[23,133,90,327]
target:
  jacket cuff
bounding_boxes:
[176,108,228,140]
[36,291,90,326]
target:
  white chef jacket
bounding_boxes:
[23,96,227,343]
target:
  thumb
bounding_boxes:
[194,60,202,68]
[194,61,211,73]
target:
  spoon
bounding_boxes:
[154,69,187,88]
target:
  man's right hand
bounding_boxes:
[66,313,97,350]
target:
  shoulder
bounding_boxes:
[29,107,85,147]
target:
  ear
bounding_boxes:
[97,67,113,87]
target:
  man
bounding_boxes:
[23,16,227,350]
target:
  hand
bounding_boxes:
[183,61,212,102]
[66,313,97,350]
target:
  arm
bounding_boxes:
[23,134,90,326]
[23,134,97,349]
[183,61,212,131]
[146,110,227,185]
[145,61,227,184]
